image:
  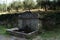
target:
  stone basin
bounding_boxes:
[6,28,38,38]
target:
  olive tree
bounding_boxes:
[23,0,36,11]
[10,1,23,12]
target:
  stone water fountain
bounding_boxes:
[6,11,43,38]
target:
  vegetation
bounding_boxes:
[0,25,9,35]
[0,4,6,12]
[0,0,60,12]
[23,0,36,11]
[10,1,23,12]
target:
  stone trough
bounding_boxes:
[6,27,38,38]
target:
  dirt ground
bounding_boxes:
[0,35,60,40]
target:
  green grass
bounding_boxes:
[28,27,60,40]
[0,25,10,35]
[30,28,60,40]
[0,26,6,34]
[0,25,60,40]
[41,31,57,38]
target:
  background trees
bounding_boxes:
[0,4,6,12]
[36,0,42,8]
[37,0,51,11]
[0,4,3,11]
[0,0,60,12]
[10,1,23,12]
[23,0,36,11]
[56,0,60,10]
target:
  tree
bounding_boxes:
[0,4,3,11]
[7,6,11,12]
[0,3,6,12]
[52,0,56,10]
[10,1,23,12]
[36,0,42,8]
[23,0,36,11]
[56,0,60,10]
[36,0,57,11]
[37,0,50,11]
[2,4,6,12]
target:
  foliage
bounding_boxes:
[0,0,60,12]
[7,6,11,12]
[0,26,8,35]
[0,4,6,12]
[36,0,42,8]
[23,0,36,10]
[10,1,23,12]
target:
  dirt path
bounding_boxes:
[0,35,27,40]
[0,35,60,40]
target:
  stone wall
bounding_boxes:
[0,11,60,31]
[18,19,42,32]
[0,14,18,28]
[41,12,60,31]
[18,12,40,31]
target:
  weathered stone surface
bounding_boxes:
[18,11,42,30]
[18,11,38,19]
[6,11,43,38]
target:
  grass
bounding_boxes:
[28,27,60,40]
[37,28,60,40]
[0,25,60,40]
[30,25,60,40]
[0,26,6,35]
[0,25,10,35]
[40,31,60,38]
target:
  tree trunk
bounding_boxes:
[45,5,47,11]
